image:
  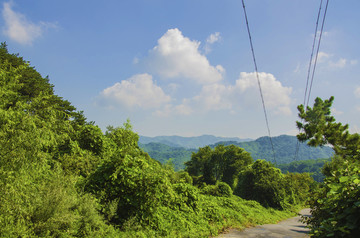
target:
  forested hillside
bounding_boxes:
[140,135,333,171]
[139,142,197,171]
[277,158,330,182]
[0,44,317,237]
[215,135,333,164]
[139,135,252,148]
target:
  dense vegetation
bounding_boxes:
[0,44,314,237]
[277,158,330,182]
[185,145,314,211]
[297,96,360,237]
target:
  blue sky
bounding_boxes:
[1,0,360,139]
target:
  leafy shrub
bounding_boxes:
[235,160,288,209]
[201,182,233,197]
[305,158,360,237]
[172,183,200,212]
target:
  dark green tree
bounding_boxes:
[185,144,253,188]
[235,160,288,209]
[297,96,360,157]
[297,97,360,237]
[0,67,113,237]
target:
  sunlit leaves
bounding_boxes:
[297,97,360,237]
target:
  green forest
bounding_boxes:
[277,158,330,182]
[139,134,334,171]
[0,44,359,237]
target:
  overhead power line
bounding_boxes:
[306,0,330,108]
[294,0,330,161]
[241,0,276,164]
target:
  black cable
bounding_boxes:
[294,0,330,161]
[241,0,276,165]
[306,0,330,108]
[304,0,323,107]
[294,0,324,161]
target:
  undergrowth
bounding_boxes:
[115,194,297,238]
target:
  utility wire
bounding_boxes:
[304,0,324,108]
[306,0,329,108]
[294,0,330,161]
[294,0,323,161]
[241,0,276,164]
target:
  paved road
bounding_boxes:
[217,208,311,238]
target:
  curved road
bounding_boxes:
[217,208,311,238]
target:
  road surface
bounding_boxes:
[216,208,311,238]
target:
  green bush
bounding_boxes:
[235,160,288,209]
[305,158,360,237]
[201,182,233,197]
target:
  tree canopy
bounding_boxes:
[297,96,360,237]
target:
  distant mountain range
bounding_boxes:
[213,135,334,164]
[139,135,252,149]
[139,135,334,170]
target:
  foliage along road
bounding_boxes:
[216,208,310,238]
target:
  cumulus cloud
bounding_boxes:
[2,2,56,45]
[194,83,232,111]
[107,29,292,118]
[235,72,292,112]
[192,72,292,115]
[154,100,193,117]
[99,74,171,109]
[148,28,224,84]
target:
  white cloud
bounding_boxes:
[234,72,293,115]
[2,2,56,45]
[317,51,357,69]
[194,83,232,111]
[317,51,331,63]
[329,58,347,69]
[174,103,193,115]
[99,74,171,109]
[148,28,224,84]
[354,87,360,98]
[113,30,291,118]
[204,32,221,54]
[154,99,193,117]
[350,60,358,65]
[206,32,221,44]
[192,72,292,115]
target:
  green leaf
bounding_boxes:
[353,178,360,184]
[339,176,349,183]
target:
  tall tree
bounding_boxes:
[297,97,360,237]
[185,144,252,188]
